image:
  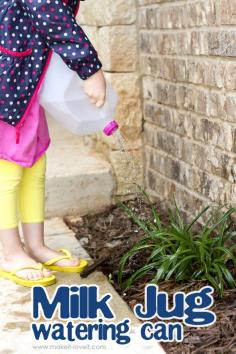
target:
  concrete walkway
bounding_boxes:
[0,218,165,354]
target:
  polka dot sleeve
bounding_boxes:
[19,0,102,80]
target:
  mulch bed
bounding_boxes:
[64,199,236,354]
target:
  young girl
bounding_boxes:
[0,0,106,286]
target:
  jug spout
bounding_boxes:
[103,120,119,136]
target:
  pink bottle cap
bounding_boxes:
[103,120,119,136]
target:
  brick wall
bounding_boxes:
[139,0,236,214]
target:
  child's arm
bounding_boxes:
[20,0,106,106]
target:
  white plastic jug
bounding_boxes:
[39,52,119,136]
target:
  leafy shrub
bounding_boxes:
[118,189,236,297]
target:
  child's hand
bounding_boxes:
[83,69,106,108]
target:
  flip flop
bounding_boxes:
[43,248,88,273]
[0,263,56,287]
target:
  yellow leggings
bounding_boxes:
[0,154,46,230]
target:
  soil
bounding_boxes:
[64,199,236,354]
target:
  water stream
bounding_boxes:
[112,130,145,209]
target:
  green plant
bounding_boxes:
[117,188,236,297]
[108,273,115,285]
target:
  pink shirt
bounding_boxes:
[0,92,50,168]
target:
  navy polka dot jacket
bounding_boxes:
[0,0,102,138]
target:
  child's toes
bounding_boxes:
[43,268,52,278]
[29,270,39,280]
[70,257,80,266]
[16,270,30,280]
[57,257,80,267]
[34,270,43,280]
[24,270,34,280]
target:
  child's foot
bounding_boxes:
[27,246,80,267]
[1,251,52,280]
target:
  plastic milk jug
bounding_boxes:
[39,52,119,136]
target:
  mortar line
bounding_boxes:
[146,166,234,205]
[145,144,235,186]
[138,0,220,9]
[144,119,236,156]
[142,94,236,129]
